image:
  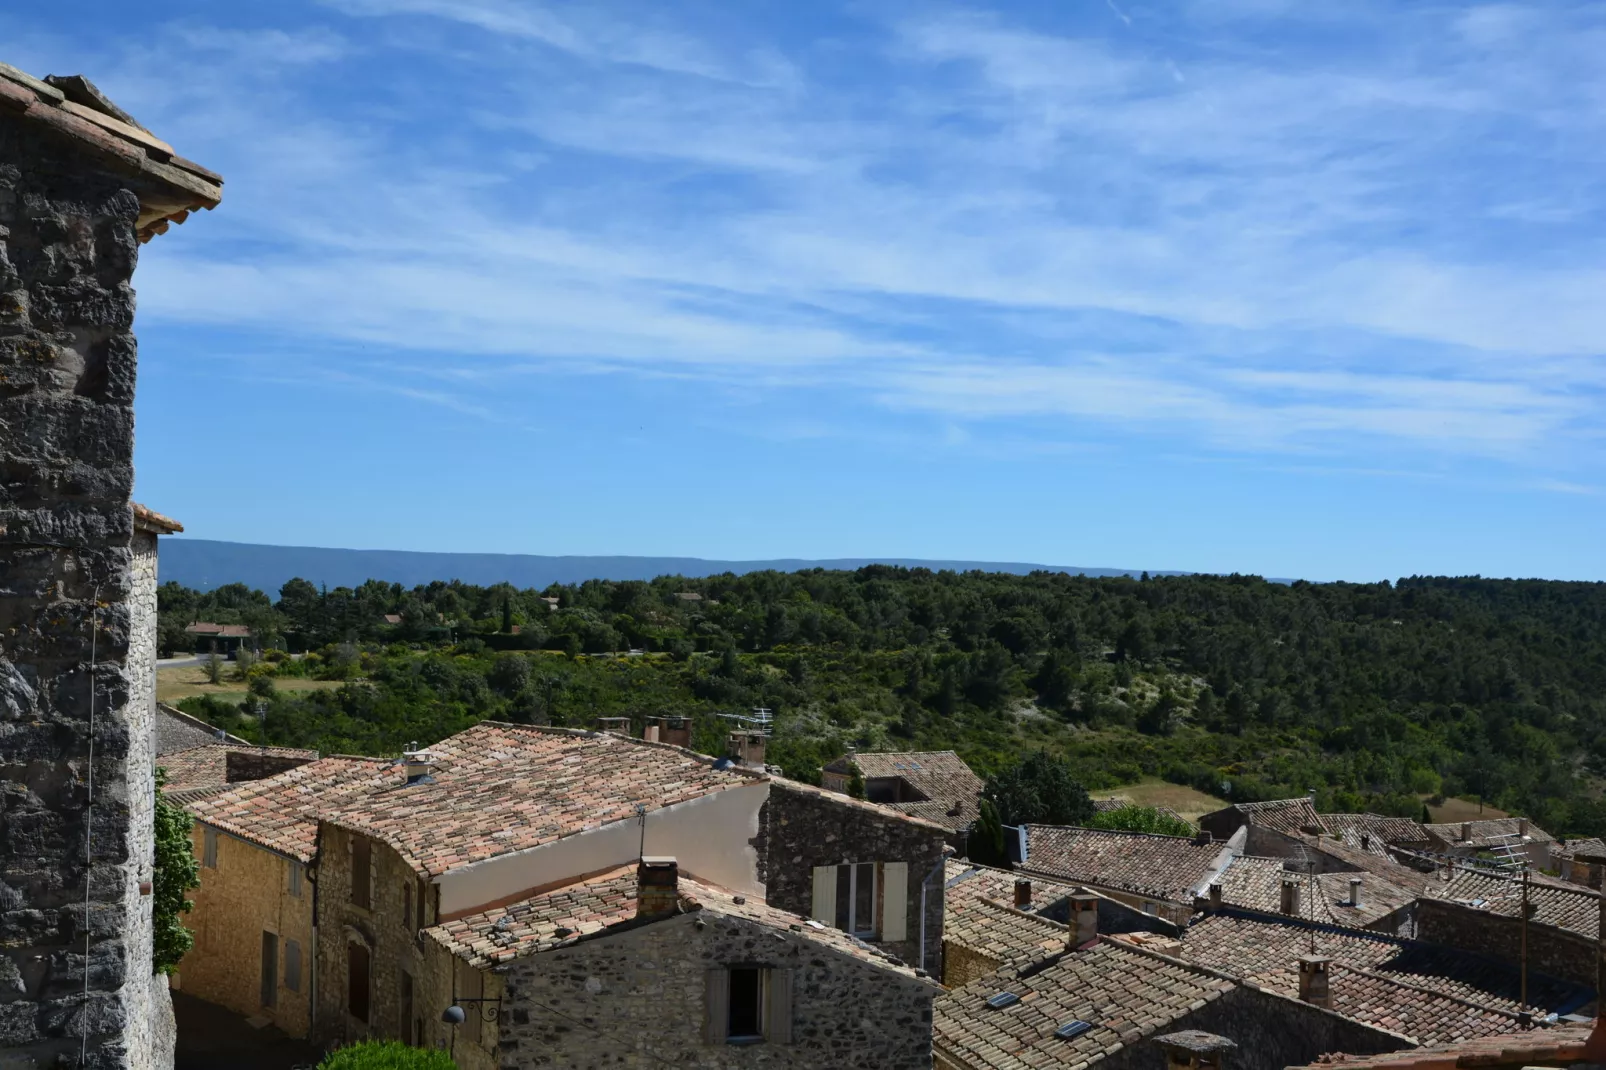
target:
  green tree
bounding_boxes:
[489,653,531,697]
[1088,804,1195,837]
[970,797,1009,867]
[200,651,223,685]
[152,772,199,974]
[983,751,1095,827]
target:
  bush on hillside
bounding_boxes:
[318,1041,456,1069]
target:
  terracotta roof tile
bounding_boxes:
[1176,913,1590,1023]
[157,743,318,793]
[1022,826,1230,903]
[1232,797,1325,836]
[1424,818,1555,848]
[327,723,764,877]
[1427,868,1601,941]
[831,750,985,832]
[934,940,1236,1070]
[132,502,183,534]
[0,63,222,241]
[1293,1021,1595,1070]
[1212,856,1417,928]
[1321,814,1438,853]
[182,755,393,862]
[427,867,929,983]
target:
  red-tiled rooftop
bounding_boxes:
[1427,868,1601,940]
[132,502,183,535]
[1294,1021,1597,1070]
[0,63,221,241]
[157,743,318,793]
[1021,826,1229,902]
[1213,855,1417,928]
[1424,817,1554,848]
[934,939,1237,1070]
[831,750,985,832]
[182,755,392,862]
[327,722,763,878]
[428,866,928,981]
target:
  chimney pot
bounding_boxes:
[402,744,436,784]
[596,716,630,735]
[643,724,660,742]
[1349,877,1363,907]
[1518,817,1529,837]
[1280,877,1301,917]
[728,731,766,770]
[1013,879,1032,910]
[1461,821,1472,842]
[1208,882,1223,912]
[1298,955,1332,1008]
[1068,892,1099,949]
[636,856,679,919]
[1194,830,1213,846]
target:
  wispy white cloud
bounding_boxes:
[34,1,1604,479]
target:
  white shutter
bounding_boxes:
[705,969,730,1043]
[881,862,909,942]
[811,865,837,924]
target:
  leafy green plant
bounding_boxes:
[318,1041,456,1069]
[151,771,199,974]
[983,751,1095,828]
[1088,804,1196,838]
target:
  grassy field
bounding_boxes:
[156,666,347,706]
[1425,795,1509,823]
[1090,778,1231,822]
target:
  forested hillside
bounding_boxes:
[159,569,1606,837]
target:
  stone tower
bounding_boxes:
[0,63,221,1068]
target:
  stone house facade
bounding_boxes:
[0,60,219,1070]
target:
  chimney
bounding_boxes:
[1297,955,1332,1008]
[402,743,435,785]
[1518,817,1529,837]
[1208,882,1223,913]
[636,856,679,919]
[1156,1030,1236,1070]
[1360,833,1371,851]
[1068,893,1099,948]
[596,716,630,735]
[728,731,766,770]
[1461,821,1472,842]
[659,716,692,749]
[643,723,660,743]
[1348,877,1363,907]
[1013,879,1032,910]
[1279,878,1301,917]
[1193,830,1213,846]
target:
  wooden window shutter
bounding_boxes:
[810,865,837,923]
[284,939,302,993]
[881,862,909,942]
[766,968,794,1045]
[705,968,730,1043]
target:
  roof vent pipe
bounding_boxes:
[1349,877,1363,907]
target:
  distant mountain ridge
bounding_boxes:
[159,539,1195,593]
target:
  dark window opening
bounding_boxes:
[403,882,412,929]
[351,837,371,909]
[834,862,877,937]
[260,931,278,1008]
[347,943,370,1023]
[728,967,764,1040]
[401,972,415,1046]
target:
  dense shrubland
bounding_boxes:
[161,568,1606,836]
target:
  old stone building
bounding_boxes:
[821,749,985,848]
[0,56,220,1070]
[171,756,389,1036]
[1018,825,1237,924]
[424,860,939,1069]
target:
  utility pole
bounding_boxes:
[1520,867,1530,1015]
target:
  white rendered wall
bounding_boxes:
[437,781,769,917]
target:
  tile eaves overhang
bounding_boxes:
[0,62,222,241]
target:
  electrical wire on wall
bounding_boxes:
[81,584,101,1066]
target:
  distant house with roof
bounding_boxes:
[822,749,986,841]
[184,621,254,656]
[1425,817,1555,870]
[1017,825,1237,924]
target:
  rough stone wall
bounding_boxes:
[940,941,1005,989]
[313,825,445,1054]
[495,910,936,1070]
[0,118,152,1069]
[1415,898,1595,989]
[758,781,948,976]
[175,826,315,1037]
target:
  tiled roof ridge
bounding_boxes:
[157,703,250,746]
[472,720,770,780]
[1238,796,1316,810]
[0,61,222,242]
[1028,822,1204,843]
[1291,1022,1595,1070]
[976,896,1071,933]
[132,502,183,534]
[1090,935,1245,987]
[1198,906,1406,946]
[1328,960,1530,1025]
[1430,864,1602,903]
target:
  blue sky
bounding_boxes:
[11,1,1605,580]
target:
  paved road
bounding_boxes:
[173,991,323,1070]
[158,655,208,669]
